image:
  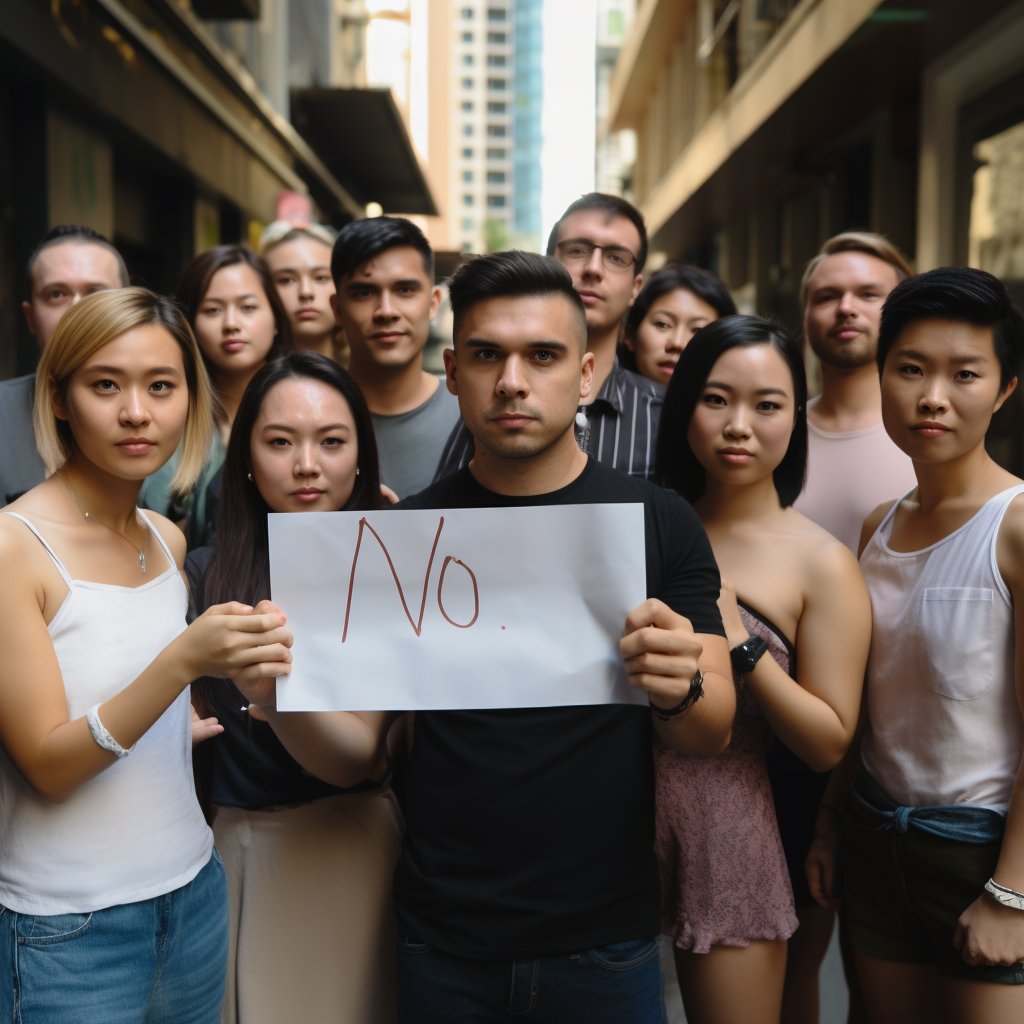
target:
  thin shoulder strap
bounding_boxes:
[0,511,74,587]
[139,511,176,565]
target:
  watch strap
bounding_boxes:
[730,634,769,674]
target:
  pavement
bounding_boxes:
[660,927,849,1023]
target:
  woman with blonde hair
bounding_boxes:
[0,288,293,1023]
[259,221,347,365]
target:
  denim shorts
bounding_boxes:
[844,798,1024,985]
[0,850,229,1023]
[396,932,664,1022]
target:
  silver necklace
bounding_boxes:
[61,475,148,573]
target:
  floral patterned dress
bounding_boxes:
[654,603,799,952]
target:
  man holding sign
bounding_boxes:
[392,251,734,1022]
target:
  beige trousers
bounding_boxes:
[213,789,403,1024]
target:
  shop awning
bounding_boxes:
[290,87,438,217]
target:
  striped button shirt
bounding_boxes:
[432,360,666,482]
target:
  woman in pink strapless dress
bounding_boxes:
[652,315,871,1024]
[655,603,797,954]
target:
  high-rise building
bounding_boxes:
[594,0,634,199]
[422,0,544,255]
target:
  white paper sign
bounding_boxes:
[268,504,647,711]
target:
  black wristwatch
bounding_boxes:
[649,669,704,721]
[730,635,769,674]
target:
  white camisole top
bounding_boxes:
[859,485,1024,813]
[0,512,213,915]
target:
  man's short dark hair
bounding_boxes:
[448,250,588,347]
[26,225,129,294]
[545,192,648,273]
[877,267,1024,389]
[330,215,434,284]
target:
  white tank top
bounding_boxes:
[0,512,213,914]
[860,485,1024,813]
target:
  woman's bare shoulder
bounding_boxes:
[778,508,864,585]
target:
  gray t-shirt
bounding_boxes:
[370,380,461,499]
[0,374,47,504]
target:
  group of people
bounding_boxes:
[0,188,1022,1024]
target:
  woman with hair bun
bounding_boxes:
[0,288,293,1022]
[654,314,870,1024]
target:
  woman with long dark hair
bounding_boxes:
[620,264,736,387]
[190,350,399,1024]
[144,245,293,547]
[653,315,870,1024]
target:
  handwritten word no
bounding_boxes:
[341,516,480,642]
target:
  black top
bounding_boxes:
[433,360,665,483]
[186,547,378,810]
[392,458,724,960]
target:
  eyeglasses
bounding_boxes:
[555,239,638,273]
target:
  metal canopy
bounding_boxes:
[290,87,437,217]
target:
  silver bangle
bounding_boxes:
[985,878,1024,911]
[86,703,136,758]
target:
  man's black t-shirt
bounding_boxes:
[393,458,724,960]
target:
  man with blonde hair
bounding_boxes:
[794,232,916,551]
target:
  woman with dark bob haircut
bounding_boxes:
[189,350,400,1023]
[621,263,736,388]
[652,315,871,1024]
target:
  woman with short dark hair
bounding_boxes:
[654,314,870,1024]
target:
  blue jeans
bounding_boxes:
[396,933,664,1022]
[0,850,228,1024]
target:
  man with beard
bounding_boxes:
[434,193,660,480]
[793,233,916,553]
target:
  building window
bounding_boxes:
[486,147,506,159]
[461,101,474,112]
[488,8,506,20]
[462,31,473,42]
[462,54,474,65]
[487,124,506,137]
[463,170,473,182]
[487,31,506,43]
[487,171,506,184]
[462,217,473,231]
[487,195,506,208]
[462,77,473,88]
[487,102,506,114]
[487,54,506,66]
[488,78,507,91]
[463,124,474,136]
[463,194,474,206]
[463,147,474,158]
[461,7,474,17]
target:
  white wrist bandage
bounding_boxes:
[86,703,136,758]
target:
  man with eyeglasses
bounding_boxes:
[434,193,662,480]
